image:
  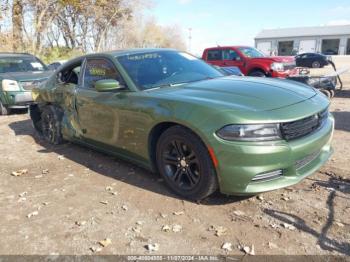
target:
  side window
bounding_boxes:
[207,50,222,61]
[58,63,82,85]
[222,49,240,61]
[83,58,125,89]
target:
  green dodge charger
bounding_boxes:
[30,49,334,200]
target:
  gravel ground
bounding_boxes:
[0,61,349,256]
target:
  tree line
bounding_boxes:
[0,0,186,61]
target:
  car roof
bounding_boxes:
[56,48,179,68]
[299,52,324,56]
[95,48,177,57]
[0,52,35,58]
[204,46,251,50]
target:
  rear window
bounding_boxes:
[0,56,47,73]
[207,50,222,61]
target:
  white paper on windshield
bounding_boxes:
[179,52,198,61]
[30,62,43,69]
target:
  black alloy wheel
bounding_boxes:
[162,139,200,191]
[156,126,218,200]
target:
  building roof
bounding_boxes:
[255,24,350,39]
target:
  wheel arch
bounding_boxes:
[30,102,61,134]
[147,121,213,173]
[248,67,269,76]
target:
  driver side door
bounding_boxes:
[222,49,245,71]
[75,57,128,146]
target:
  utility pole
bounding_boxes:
[188,28,192,53]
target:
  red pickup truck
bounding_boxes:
[202,46,296,78]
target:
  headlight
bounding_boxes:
[271,62,284,72]
[216,124,282,141]
[2,79,20,91]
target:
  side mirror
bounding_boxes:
[94,79,122,92]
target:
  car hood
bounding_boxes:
[251,56,295,63]
[150,77,316,112]
[0,71,52,82]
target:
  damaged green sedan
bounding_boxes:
[30,49,334,200]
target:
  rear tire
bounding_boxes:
[30,104,43,134]
[248,70,267,77]
[41,105,64,145]
[0,101,10,115]
[156,126,218,200]
[329,90,335,98]
[312,61,321,68]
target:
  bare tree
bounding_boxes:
[1,0,186,59]
[12,0,23,51]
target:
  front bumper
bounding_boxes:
[271,68,298,78]
[1,91,33,108]
[213,115,334,195]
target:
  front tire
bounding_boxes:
[0,101,10,115]
[248,70,267,77]
[41,105,64,145]
[156,126,218,200]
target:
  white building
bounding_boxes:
[255,25,350,56]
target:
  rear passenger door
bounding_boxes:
[206,49,223,66]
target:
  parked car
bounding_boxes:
[202,46,296,78]
[30,49,334,200]
[0,52,51,115]
[295,53,330,68]
[47,60,67,71]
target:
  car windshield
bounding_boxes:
[116,50,224,90]
[238,47,265,58]
[0,56,48,73]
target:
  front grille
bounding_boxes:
[280,109,328,141]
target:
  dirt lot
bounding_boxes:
[0,59,349,256]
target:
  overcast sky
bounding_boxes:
[152,0,350,55]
